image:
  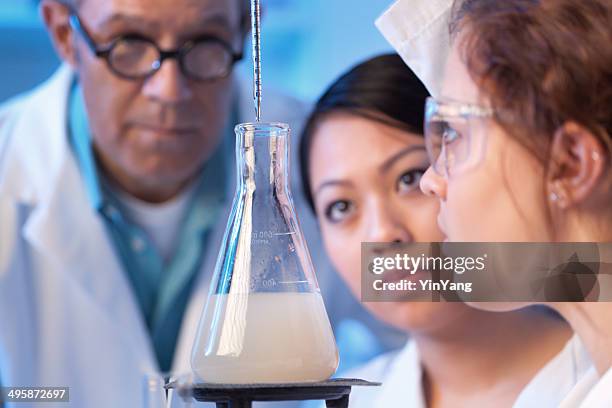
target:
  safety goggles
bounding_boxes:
[424,97,495,177]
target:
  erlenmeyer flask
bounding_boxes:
[191,122,338,384]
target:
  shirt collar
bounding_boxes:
[68,80,104,210]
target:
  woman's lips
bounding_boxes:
[383,268,430,284]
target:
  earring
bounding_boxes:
[549,191,559,202]
[550,182,568,208]
[549,181,567,208]
[592,151,601,162]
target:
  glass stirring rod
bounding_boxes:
[251,0,262,122]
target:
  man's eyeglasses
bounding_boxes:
[424,97,494,177]
[68,14,243,81]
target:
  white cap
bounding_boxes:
[375,0,454,98]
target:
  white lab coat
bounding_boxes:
[345,341,424,408]
[559,366,612,407]
[343,335,593,408]
[0,65,400,408]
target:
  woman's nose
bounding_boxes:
[420,165,447,201]
[366,202,413,243]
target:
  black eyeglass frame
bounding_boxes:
[68,13,243,81]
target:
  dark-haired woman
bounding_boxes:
[300,54,588,408]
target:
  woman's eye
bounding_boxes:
[397,169,426,193]
[443,124,461,145]
[324,200,354,223]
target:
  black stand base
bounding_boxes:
[167,378,379,408]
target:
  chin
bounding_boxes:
[366,302,452,333]
[127,162,196,192]
[140,155,199,178]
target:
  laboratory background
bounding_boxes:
[2,0,611,407]
[0,0,393,104]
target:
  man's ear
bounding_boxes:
[40,0,78,68]
[546,121,608,209]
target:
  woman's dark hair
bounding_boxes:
[299,53,430,213]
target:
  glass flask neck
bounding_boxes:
[235,122,290,194]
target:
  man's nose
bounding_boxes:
[142,59,192,103]
[420,166,447,201]
[366,201,413,243]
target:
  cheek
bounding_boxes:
[193,78,233,124]
[399,196,445,242]
[445,136,550,241]
[445,172,498,240]
[183,79,233,154]
[80,62,140,144]
[320,223,362,298]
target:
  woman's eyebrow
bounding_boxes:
[379,145,427,174]
[315,180,354,197]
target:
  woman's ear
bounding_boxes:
[40,0,79,68]
[546,121,608,209]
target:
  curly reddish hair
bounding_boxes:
[451,0,612,162]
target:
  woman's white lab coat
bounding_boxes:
[0,65,329,408]
[559,366,612,407]
[345,335,593,407]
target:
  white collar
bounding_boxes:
[376,341,426,408]
[515,334,594,407]
[579,367,612,407]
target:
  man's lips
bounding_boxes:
[129,124,200,152]
[133,124,197,135]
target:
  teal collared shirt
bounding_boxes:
[68,81,231,372]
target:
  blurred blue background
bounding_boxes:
[0,0,393,103]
